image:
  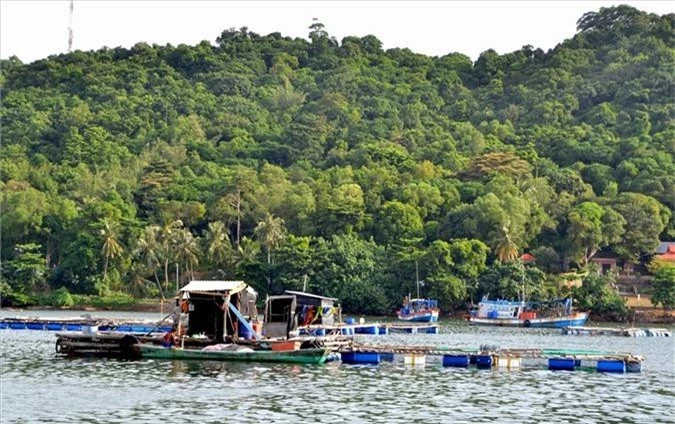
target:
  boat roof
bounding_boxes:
[479,299,526,306]
[284,290,338,302]
[479,298,571,306]
[180,280,255,296]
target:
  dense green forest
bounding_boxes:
[1,6,673,314]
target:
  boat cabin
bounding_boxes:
[263,290,338,338]
[475,299,527,319]
[401,298,438,315]
[474,297,573,320]
[175,280,259,342]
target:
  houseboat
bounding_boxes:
[55,281,345,364]
[264,290,339,338]
[466,297,588,328]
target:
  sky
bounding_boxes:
[1,1,673,63]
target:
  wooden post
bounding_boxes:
[223,294,231,342]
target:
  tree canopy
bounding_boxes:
[1,7,673,314]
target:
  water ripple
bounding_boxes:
[1,318,673,423]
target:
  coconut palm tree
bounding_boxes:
[254,214,286,289]
[158,220,183,292]
[133,225,165,300]
[203,221,231,267]
[174,227,200,282]
[493,226,519,263]
[100,217,124,281]
[126,263,153,298]
[234,236,260,273]
[254,213,286,266]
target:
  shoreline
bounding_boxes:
[4,303,672,325]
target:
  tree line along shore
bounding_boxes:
[1,6,674,321]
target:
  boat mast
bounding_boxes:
[415,260,420,299]
[520,261,525,302]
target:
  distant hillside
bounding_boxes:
[1,5,673,313]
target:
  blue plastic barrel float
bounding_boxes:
[475,355,493,369]
[346,327,355,336]
[378,326,389,335]
[341,351,381,365]
[314,328,326,336]
[548,358,576,371]
[626,360,642,373]
[46,323,64,331]
[0,322,8,329]
[443,355,470,368]
[27,323,45,330]
[9,323,26,330]
[597,359,626,373]
[356,325,377,335]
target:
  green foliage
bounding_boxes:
[651,266,675,310]
[565,201,625,266]
[3,243,48,296]
[475,263,555,302]
[0,6,672,316]
[572,271,628,319]
[312,234,389,314]
[611,193,670,262]
[51,287,74,307]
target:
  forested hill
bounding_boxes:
[1,5,673,313]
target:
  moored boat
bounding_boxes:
[397,298,440,323]
[139,344,332,364]
[398,263,440,323]
[466,297,588,328]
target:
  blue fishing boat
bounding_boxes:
[397,263,440,323]
[466,297,588,328]
[398,298,440,323]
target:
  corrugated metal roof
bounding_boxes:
[284,290,337,302]
[180,280,248,294]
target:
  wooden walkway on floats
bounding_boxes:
[299,322,440,336]
[0,316,173,333]
[338,342,645,372]
[342,342,641,360]
[562,326,672,337]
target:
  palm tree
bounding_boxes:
[134,225,165,300]
[226,189,243,247]
[493,226,519,263]
[254,214,286,289]
[174,228,200,282]
[234,236,260,273]
[100,218,124,281]
[203,221,231,268]
[158,220,183,292]
[127,263,154,298]
[254,213,286,265]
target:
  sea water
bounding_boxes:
[1,310,673,423]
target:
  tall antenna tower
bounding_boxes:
[68,0,74,52]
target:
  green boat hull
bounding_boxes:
[140,345,330,364]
